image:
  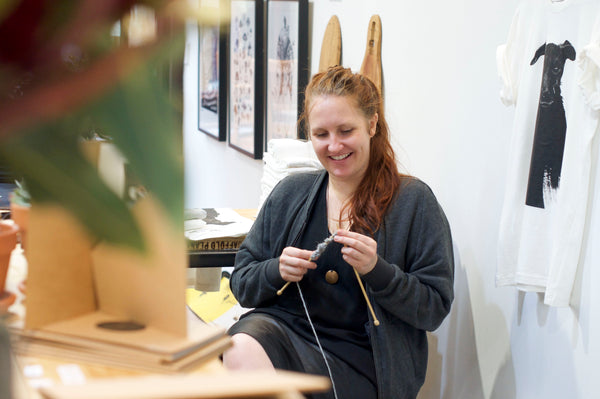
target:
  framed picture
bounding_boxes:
[228,0,264,159]
[198,0,229,141]
[264,0,309,148]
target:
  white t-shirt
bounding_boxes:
[496,0,600,306]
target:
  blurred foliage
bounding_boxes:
[10,179,30,207]
[0,0,205,251]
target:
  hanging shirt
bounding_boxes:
[496,0,600,306]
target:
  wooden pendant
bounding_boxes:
[325,270,339,284]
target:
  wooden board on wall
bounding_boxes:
[318,15,342,72]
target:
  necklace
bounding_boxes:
[326,184,350,232]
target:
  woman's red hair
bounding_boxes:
[302,66,406,235]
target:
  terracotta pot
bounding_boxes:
[0,222,18,293]
[10,201,30,251]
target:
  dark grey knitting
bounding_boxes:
[309,232,337,261]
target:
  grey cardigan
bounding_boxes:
[231,170,454,399]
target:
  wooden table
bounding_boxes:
[11,353,328,399]
[11,354,225,399]
[11,354,277,399]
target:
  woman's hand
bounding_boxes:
[279,247,317,282]
[334,229,378,275]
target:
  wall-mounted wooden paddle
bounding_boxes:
[359,15,382,97]
[318,15,342,73]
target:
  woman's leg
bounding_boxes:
[222,333,275,370]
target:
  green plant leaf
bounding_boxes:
[0,3,186,253]
[86,44,184,232]
[0,120,146,251]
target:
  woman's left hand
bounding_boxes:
[333,229,378,275]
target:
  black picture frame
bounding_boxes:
[228,0,264,159]
[198,0,229,141]
[264,0,309,149]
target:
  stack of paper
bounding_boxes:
[9,310,231,374]
[185,208,254,252]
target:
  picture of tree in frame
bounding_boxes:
[198,0,228,141]
[228,0,264,159]
[264,0,308,149]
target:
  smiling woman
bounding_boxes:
[223,66,455,399]
[302,67,397,236]
[307,95,377,197]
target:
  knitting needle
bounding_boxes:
[277,281,291,296]
[353,267,380,326]
[279,269,380,326]
[276,233,381,326]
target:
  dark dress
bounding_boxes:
[228,181,377,399]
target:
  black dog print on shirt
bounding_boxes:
[526,40,576,209]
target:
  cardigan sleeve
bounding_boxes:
[229,194,288,309]
[362,179,455,331]
[229,172,322,308]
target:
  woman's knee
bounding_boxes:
[222,333,275,370]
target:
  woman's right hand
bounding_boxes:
[279,247,316,282]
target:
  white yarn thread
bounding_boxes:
[295,282,339,399]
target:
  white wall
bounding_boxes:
[183,22,263,209]
[183,1,600,397]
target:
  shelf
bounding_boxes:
[188,250,237,268]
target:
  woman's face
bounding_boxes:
[308,95,377,184]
